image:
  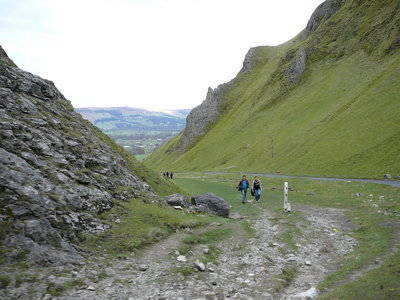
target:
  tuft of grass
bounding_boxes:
[97,271,109,281]
[46,279,85,296]
[182,228,232,246]
[173,266,196,277]
[0,275,11,289]
[202,245,222,264]
[272,265,299,292]
[15,273,38,288]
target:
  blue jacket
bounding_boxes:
[238,179,250,191]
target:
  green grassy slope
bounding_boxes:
[146,0,400,179]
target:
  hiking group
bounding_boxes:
[237,175,262,203]
[162,171,174,179]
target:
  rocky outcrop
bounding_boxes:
[0,46,17,67]
[240,47,259,73]
[284,48,307,84]
[175,85,226,151]
[164,193,230,217]
[306,0,344,34]
[174,47,264,151]
[0,46,156,265]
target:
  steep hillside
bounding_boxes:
[0,46,181,265]
[146,0,400,179]
[76,107,189,154]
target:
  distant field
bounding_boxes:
[76,107,189,154]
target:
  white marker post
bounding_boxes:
[283,182,292,212]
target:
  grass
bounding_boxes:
[182,228,232,245]
[172,173,400,298]
[177,227,233,266]
[0,275,10,289]
[135,153,149,161]
[272,265,299,292]
[320,250,400,299]
[173,265,197,277]
[46,279,85,296]
[83,198,217,256]
[146,0,400,179]
[15,273,38,288]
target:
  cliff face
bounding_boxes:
[0,48,158,265]
[175,86,226,151]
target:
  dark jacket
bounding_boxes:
[253,180,261,190]
[237,179,250,191]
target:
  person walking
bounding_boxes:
[170,172,174,179]
[237,175,250,203]
[252,176,262,202]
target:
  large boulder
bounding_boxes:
[164,194,191,208]
[191,193,230,217]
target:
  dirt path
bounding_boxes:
[26,204,354,299]
[205,171,400,188]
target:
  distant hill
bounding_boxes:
[146,0,400,179]
[76,107,190,155]
[76,107,189,131]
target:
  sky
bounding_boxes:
[0,0,324,111]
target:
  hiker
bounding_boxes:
[237,175,250,203]
[166,171,169,178]
[252,176,262,201]
[170,172,174,179]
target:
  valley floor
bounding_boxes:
[1,174,399,299]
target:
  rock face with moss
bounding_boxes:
[175,86,225,151]
[0,46,158,265]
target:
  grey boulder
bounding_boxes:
[164,193,191,208]
[191,193,230,217]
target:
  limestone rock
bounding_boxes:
[164,193,190,208]
[0,45,157,265]
[194,260,206,272]
[293,287,318,299]
[173,83,232,151]
[138,265,149,271]
[191,193,230,217]
[306,0,344,34]
[176,255,187,262]
[285,48,307,84]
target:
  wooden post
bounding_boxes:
[284,182,291,212]
[271,136,274,159]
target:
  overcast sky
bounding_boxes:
[0,0,324,111]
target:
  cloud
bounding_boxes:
[0,0,324,110]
